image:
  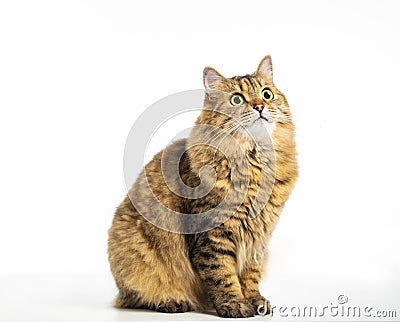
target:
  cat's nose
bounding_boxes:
[254,104,264,113]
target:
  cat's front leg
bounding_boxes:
[190,230,255,318]
[240,260,271,315]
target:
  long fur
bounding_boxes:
[108,56,298,318]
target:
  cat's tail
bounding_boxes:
[113,288,143,309]
[113,288,208,313]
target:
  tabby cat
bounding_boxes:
[108,55,298,318]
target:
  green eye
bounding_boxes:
[230,94,245,106]
[261,87,274,101]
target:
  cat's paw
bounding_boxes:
[250,295,271,315]
[215,299,255,318]
[154,299,194,313]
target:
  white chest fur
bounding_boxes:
[236,229,268,275]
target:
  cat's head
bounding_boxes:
[200,55,292,144]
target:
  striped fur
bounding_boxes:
[108,55,298,318]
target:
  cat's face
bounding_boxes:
[202,56,292,143]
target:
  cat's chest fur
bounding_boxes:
[235,221,269,274]
[228,145,276,274]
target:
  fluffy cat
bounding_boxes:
[108,55,298,318]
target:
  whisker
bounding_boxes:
[210,123,242,162]
[200,121,240,163]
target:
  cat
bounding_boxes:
[108,55,298,318]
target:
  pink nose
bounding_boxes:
[254,105,264,112]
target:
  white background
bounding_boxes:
[0,1,399,321]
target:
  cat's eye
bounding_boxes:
[261,87,274,101]
[230,94,245,106]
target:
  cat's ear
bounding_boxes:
[255,55,273,81]
[203,67,224,90]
